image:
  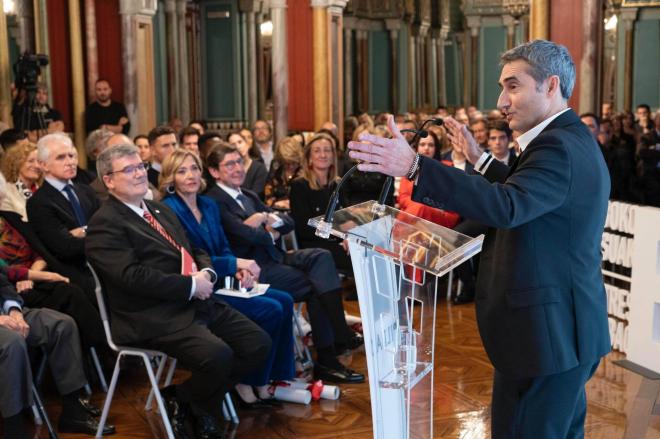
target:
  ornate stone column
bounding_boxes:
[16,0,34,53]
[343,25,353,117]
[327,0,348,136]
[529,0,549,41]
[33,0,53,100]
[436,27,448,106]
[465,15,481,106]
[0,1,12,125]
[408,28,417,110]
[84,0,99,102]
[120,0,157,136]
[502,14,516,50]
[312,0,329,130]
[176,0,190,124]
[578,0,602,114]
[620,8,637,112]
[68,0,86,165]
[270,0,288,142]
[428,30,437,108]
[356,28,369,112]
[385,19,400,113]
[239,0,258,125]
[165,0,179,119]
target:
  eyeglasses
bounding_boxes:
[220,158,244,170]
[107,162,147,176]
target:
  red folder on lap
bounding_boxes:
[181,247,198,276]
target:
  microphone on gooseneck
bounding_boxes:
[315,163,359,238]
[376,118,444,206]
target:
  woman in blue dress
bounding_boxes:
[160,149,295,406]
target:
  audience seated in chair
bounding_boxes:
[227,131,268,200]
[397,130,461,229]
[26,133,100,298]
[0,271,114,437]
[0,173,106,348]
[204,142,365,384]
[289,133,354,274]
[264,136,303,210]
[0,142,42,222]
[85,143,271,438]
[159,149,295,407]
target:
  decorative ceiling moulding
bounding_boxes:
[621,0,660,6]
[344,0,407,19]
[415,0,432,25]
[119,0,157,15]
[461,0,508,16]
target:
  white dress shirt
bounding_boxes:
[474,108,571,174]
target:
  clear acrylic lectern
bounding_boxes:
[310,201,484,439]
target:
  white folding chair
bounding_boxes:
[87,263,175,439]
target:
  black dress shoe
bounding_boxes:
[230,389,275,409]
[162,387,191,439]
[452,291,474,305]
[194,414,224,439]
[315,363,365,384]
[58,413,116,435]
[335,331,364,355]
[78,397,102,417]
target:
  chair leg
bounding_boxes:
[292,304,314,370]
[35,348,48,388]
[145,354,168,411]
[96,354,123,438]
[163,358,177,387]
[31,404,43,425]
[89,347,109,393]
[140,353,175,439]
[446,269,454,301]
[31,383,58,439]
[223,393,239,424]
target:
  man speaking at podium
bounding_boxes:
[349,40,610,438]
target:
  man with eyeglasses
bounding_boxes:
[205,143,365,384]
[26,133,101,299]
[86,143,271,439]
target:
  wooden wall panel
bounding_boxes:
[95,0,124,103]
[550,0,583,110]
[46,0,73,131]
[287,0,314,131]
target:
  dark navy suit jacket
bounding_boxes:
[204,184,294,266]
[413,109,611,378]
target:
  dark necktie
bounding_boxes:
[236,193,256,216]
[62,184,87,227]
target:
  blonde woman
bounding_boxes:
[159,149,295,406]
[0,143,43,221]
[264,136,303,210]
[289,133,353,273]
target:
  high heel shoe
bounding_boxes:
[230,389,275,409]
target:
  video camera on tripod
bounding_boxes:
[12,52,50,132]
[13,52,49,92]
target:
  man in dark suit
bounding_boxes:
[86,144,270,438]
[204,143,365,384]
[349,40,610,438]
[27,133,100,297]
[487,119,517,167]
[0,269,114,436]
[147,125,178,187]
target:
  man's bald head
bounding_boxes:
[107,134,133,148]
